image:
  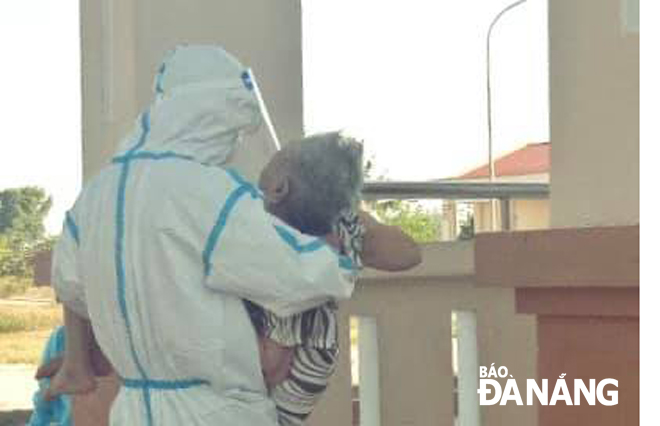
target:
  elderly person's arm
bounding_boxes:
[358,211,422,271]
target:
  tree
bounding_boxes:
[370,200,441,243]
[363,156,441,243]
[0,187,52,276]
[0,187,52,244]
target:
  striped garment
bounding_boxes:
[245,210,364,425]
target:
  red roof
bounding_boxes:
[455,142,550,179]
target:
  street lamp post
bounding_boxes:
[486,0,528,230]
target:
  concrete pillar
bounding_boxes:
[81,0,303,181]
[378,307,454,426]
[549,0,639,228]
[476,226,639,426]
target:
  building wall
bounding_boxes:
[473,199,549,234]
[80,0,303,181]
[512,199,550,231]
[474,201,502,234]
[549,0,639,228]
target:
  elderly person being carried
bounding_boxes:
[43,46,421,425]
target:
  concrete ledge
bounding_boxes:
[360,240,475,284]
[475,225,639,288]
[516,287,639,317]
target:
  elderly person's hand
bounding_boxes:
[357,210,422,271]
[258,337,295,389]
[326,209,422,272]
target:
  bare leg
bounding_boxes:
[44,307,97,400]
[259,337,295,390]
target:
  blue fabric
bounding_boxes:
[155,62,166,95]
[27,326,72,426]
[224,167,248,186]
[224,168,262,198]
[272,225,326,254]
[121,377,209,390]
[202,184,254,277]
[114,158,154,424]
[111,111,209,425]
[271,224,356,271]
[64,212,80,246]
[112,151,194,164]
[241,70,254,91]
[203,168,267,277]
[338,255,356,271]
[132,111,151,153]
[113,112,157,425]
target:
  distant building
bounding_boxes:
[440,142,550,240]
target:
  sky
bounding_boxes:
[0,0,547,234]
[303,0,549,181]
[0,1,81,234]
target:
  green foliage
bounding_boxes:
[0,187,52,241]
[0,186,53,277]
[363,156,441,243]
[0,234,29,277]
[32,235,57,253]
[371,200,441,243]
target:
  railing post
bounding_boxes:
[456,311,481,426]
[358,317,381,426]
[500,197,512,231]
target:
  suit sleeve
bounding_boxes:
[203,187,357,317]
[52,211,88,318]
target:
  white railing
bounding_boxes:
[362,181,549,200]
[363,180,549,232]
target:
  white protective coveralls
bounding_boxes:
[52,45,356,425]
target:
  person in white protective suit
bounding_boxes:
[48,45,421,425]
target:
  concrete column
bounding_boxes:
[81,0,138,181]
[378,307,454,426]
[549,0,639,228]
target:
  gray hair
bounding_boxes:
[283,132,363,236]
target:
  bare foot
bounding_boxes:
[35,356,63,379]
[43,366,97,401]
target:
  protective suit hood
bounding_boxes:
[115,45,278,175]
